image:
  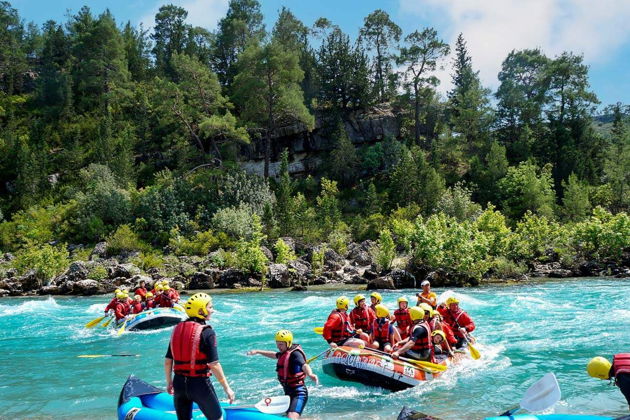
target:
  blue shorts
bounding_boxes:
[283,385,308,415]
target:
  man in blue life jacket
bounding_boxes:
[165,293,235,420]
[247,330,318,419]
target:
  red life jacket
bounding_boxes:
[349,306,372,332]
[145,299,155,309]
[276,344,306,387]
[613,353,630,376]
[104,298,117,313]
[326,310,353,343]
[134,287,147,299]
[113,301,129,320]
[170,321,213,377]
[410,321,433,353]
[372,318,391,344]
[394,308,412,337]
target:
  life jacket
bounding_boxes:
[167,289,180,302]
[350,306,372,332]
[372,318,391,344]
[276,344,306,387]
[613,353,630,377]
[114,301,129,320]
[145,299,155,309]
[134,287,147,299]
[410,321,433,353]
[394,308,412,337]
[170,321,213,377]
[104,298,117,313]
[131,302,143,314]
[327,310,353,343]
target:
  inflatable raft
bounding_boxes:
[120,307,185,332]
[118,376,283,420]
[322,345,464,392]
[485,416,616,420]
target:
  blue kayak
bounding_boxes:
[118,376,283,420]
[120,307,185,331]
[485,415,615,420]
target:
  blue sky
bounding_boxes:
[11,0,630,108]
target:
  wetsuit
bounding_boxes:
[276,345,309,416]
[166,319,222,420]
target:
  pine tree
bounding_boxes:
[328,121,358,186]
[561,173,590,221]
[275,149,294,235]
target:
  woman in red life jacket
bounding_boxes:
[153,284,167,307]
[247,330,318,419]
[391,306,434,363]
[587,354,630,409]
[104,289,121,314]
[369,304,401,353]
[165,293,235,420]
[134,280,147,301]
[349,294,375,339]
[323,296,355,348]
[429,310,457,347]
[131,295,144,314]
[113,292,131,321]
[442,296,475,349]
[164,284,179,304]
[145,292,155,309]
[394,296,413,339]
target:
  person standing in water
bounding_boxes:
[247,330,318,419]
[165,293,235,420]
[587,354,630,409]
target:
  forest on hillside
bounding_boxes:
[0,0,629,288]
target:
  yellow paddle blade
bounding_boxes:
[117,319,128,336]
[313,327,323,334]
[85,315,106,328]
[468,343,481,360]
[102,317,113,328]
[173,304,185,313]
[78,354,140,358]
[399,356,448,372]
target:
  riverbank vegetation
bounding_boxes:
[0,1,629,289]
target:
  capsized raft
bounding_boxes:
[118,376,283,420]
[120,307,185,331]
[322,345,465,392]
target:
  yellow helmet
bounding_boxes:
[419,303,433,314]
[155,284,164,291]
[122,293,129,299]
[432,330,446,341]
[275,329,293,347]
[409,306,425,321]
[446,296,460,305]
[370,292,383,304]
[145,292,153,298]
[185,293,212,319]
[587,357,612,380]
[375,304,389,318]
[115,291,126,299]
[114,288,121,295]
[336,296,350,311]
[163,285,170,290]
[431,309,440,318]
[353,294,366,306]
[397,296,408,304]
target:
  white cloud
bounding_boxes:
[139,0,229,31]
[399,0,630,93]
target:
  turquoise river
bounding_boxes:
[1,278,629,419]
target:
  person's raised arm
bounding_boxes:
[247,349,277,359]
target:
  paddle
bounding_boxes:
[398,356,447,372]
[101,316,113,328]
[78,354,140,358]
[464,334,481,360]
[117,317,129,336]
[306,349,330,364]
[224,395,290,415]
[313,326,323,334]
[85,315,107,328]
[499,372,561,416]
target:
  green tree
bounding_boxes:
[122,21,150,81]
[232,40,314,177]
[398,28,449,147]
[561,173,590,221]
[603,105,630,211]
[316,178,342,236]
[275,149,294,236]
[151,5,189,78]
[359,10,401,102]
[317,26,371,111]
[212,0,265,87]
[328,120,358,186]
[498,160,556,220]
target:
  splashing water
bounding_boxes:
[0,278,629,419]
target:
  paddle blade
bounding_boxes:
[85,315,106,328]
[306,349,329,364]
[254,395,290,414]
[468,343,481,360]
[399,356,447,372]
[117,319,128,336]
[313,327,323,334]
[78,354,139,358]
[102,317,113,328]
[520,372,561,412]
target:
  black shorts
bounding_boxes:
[283,385,308,415]
[173,375,223,420]
[617,373,630,407]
